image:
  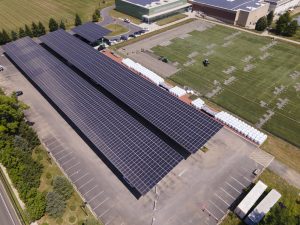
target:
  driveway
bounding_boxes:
[99,6,142,39]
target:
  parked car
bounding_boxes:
[129,34,136,38]
[141,27,149,33]
[124,18,131,23]
[120,35,128,40]
[15,91,23,96]
[0,65,4,71]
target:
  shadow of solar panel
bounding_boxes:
[3,37,183,196]
[40,30,223,154]
[72,22,111,43]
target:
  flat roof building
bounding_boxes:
[265,0,300,14]
[115,0,191,22]
[189,0,270,29]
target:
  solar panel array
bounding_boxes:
[40,30,223,154]
[3,37,184,195]
[72,22,111,43]
[125,0,157,6]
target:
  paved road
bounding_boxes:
[99,6,142,39]
[0,180,22,225]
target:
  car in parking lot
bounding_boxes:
[15,91,23,97]
[0,65,4,71]
[124,18,131,23]
[120,35,128,41]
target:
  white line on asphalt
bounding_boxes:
[88,191,104,203]
[57,152,72,161]
[78,178,94,190]
[52,149,65,156]
[65,162,80,172]
[73,173,89,183]
[61,156,75,166]
[69,169,81,178]
[203,206,219,221]
[231,176,246,188]
[178,169,187,177]
[209,200,226,214]
[214,193,230,206]
[226,182,241,194]
[84,185,98,197]
[220,187,235,200]
[0,192,17,225]
[93,197,109,211]
[99,206,113,218]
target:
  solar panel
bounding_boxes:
[40,30,223,154]
[72,22,111,43]
[3,37,183,195]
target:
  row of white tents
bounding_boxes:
[215,111,267,145]
[122,58,164,86]
[169,86,187,97]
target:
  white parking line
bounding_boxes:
[220,187,235,200]
[203,206,219,222]
[99,206,113,218]
[214,193,230,206]
[84,185,98,197]
[65,162,80,172]
[226,182,241,194]
[78,178,94,190]
[209,200,226,214]
[73,173,89,183]
[52,149,65,156]
[231,176,246,188]
[61,156,75,166]
[57,152,72,161]
[93,197,109,211]
[88,191,104,203]
[0,192,17,225]
[69,169,81,178]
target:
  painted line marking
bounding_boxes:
[78,178,94,190]
[203,206,219,222]
[225,182,241,194]
[0,191,17,225]
[65,162,80,172]
[220,187,235,200]
[93,197,109,211]
[57,152,72,161]
[73,173,89,183]
[88,191,104,203]
[178,169,187,177]
[231,176,246,188]
[84,185,98,197]
[61,156,75,166]
[69,169,81,178]
[209,200,226,214]
[214,193,230,206]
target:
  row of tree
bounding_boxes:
[255,11,298,37]
[0,13,83,46]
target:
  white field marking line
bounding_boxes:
[69,169,81,178]
[203,206,219,222]
[84,185,98,197]
[57,152,72,161]
[230,176,246,188]
[78,178,95,190]
[93,197,109,211]
[88,191,104,203]
[225,182,241,194]
[214,193,230,207]
[0,191,17,225]
[61,156,75,166]
[65,162,80,172]
[220,187,235,200]
[178,169,187,177]
[73,173,89,184]
[209,200,226,214]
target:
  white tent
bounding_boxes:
[169,86,187,97]
[191,98,205,110]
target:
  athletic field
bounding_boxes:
[0,0,113,31]
[152,25,300,147]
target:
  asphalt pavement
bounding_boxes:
[0,180,21,225]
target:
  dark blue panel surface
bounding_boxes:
[3,37,183,195]
[40,30,223,154]
[72,22,111,43]
[191,0,264,11]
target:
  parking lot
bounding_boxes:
[0,47,274,225]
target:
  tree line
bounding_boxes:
[255,11,298,37]
[0,13,83,45]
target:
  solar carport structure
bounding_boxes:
[72,22,111,43]
[3,37,184,196]
[40,29,223,154]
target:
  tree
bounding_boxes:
[255,16,268,31]
[267,11,274,27]
[95,9,100,18]
[75,13,82,26]
[48,18,59,32]
[52,176,73,200]
[38,22,46,36]
[0,31,4,45]
[25,25,33,37]
[26,191,46,221]
[286,20,298,37]
[1,29,11,44]
[275,12,298,36]
[11,31,18,41]
[59,20,66,30]
[46,192,66,218]
[92,13,99,22]
[18,28,26,38]
[31,22,39,37]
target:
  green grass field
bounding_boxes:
[0,0,113,32]
[152,25,300,147]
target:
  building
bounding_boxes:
[265,0,300,14]
[115,0,191,22]
[189,0,270,29]
[245,189,281,225]
[234,181,268,219]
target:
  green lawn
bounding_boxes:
[221,169,300,225]
[105,24,128,36]
[156,13,188,26]
[109,9,142,25]
[151,25,300,147]
[0,0,113,32]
